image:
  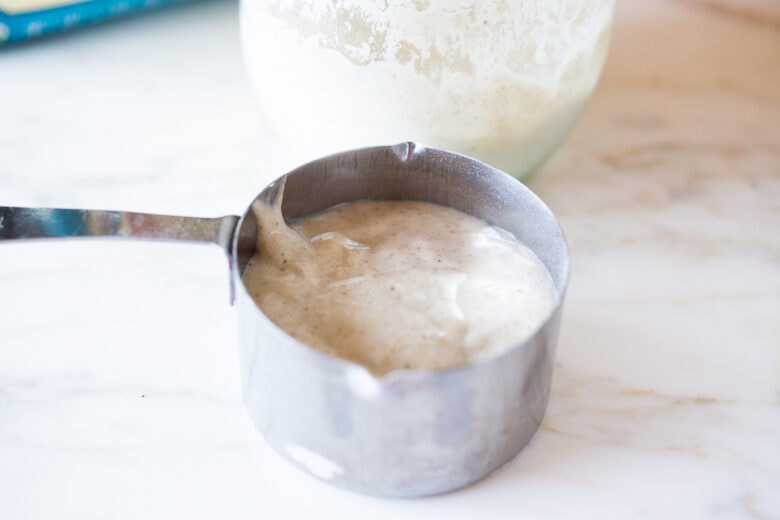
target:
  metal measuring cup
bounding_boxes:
[0,143,569,497]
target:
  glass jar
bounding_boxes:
[240,0,614,178]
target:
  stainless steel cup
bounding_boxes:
[0,143,569,497]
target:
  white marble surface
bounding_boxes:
[1,0,779,518]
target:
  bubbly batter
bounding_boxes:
[243,188,558,375]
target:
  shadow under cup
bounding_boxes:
[232,143,569,497]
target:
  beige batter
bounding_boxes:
[243,187,558,375]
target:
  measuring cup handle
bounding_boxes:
[0,207,238,249]
[0,207,241,300]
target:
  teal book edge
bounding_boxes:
[0,0,188,45]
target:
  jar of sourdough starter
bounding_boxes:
[240,0,614,178]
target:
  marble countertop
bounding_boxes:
[1,0,778,518]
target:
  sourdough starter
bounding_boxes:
[242,193,558,375]
[241,0,613,177]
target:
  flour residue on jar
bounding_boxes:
[241,0,614,176]
[242,184,558,375]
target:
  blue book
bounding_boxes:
[0,0,188,45]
